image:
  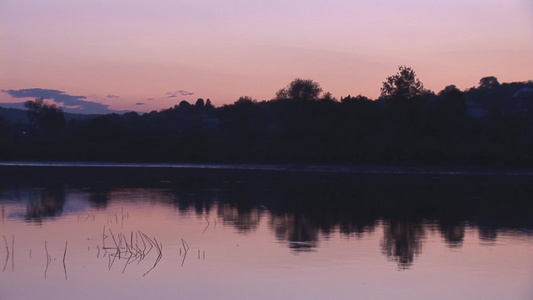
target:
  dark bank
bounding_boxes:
[1,70,532,167]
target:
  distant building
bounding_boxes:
[466,87,533,118]
[506,88,533,115]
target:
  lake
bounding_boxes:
[1,164,532,300]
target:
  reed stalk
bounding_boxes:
[203,216,210,233]
[102,225,107,249]
[2,235,9,272]
[63,241,68,280]
[44,241,51,279]
[142,235,162,276]
[180,239,189,267]
[11,235,14,272]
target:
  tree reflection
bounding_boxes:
[270,214,319,252]
[25,188,66,222]
[438,221,466,248]
[88,188,112,209]
[1,167,531,270]
[218,203,263,233]
[380,220,425,270]
[478,225,498,242]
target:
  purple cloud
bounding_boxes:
[1,88,128,114]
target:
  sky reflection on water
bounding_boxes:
[0,167,532,300]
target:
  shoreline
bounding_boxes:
[0,161,532,176]
[1,162,532,188]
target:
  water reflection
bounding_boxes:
[381,220,425,270]
[1,167,532,270]
[88,187,112,209]
[438,220,466,248]
[218,203,263,233]
[271,214,319,251]
[25,187,66,222]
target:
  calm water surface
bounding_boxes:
[0,165,532,300]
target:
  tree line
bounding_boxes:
[1,66,532,166]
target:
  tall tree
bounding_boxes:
[380,66,425,100]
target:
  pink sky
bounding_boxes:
[1,0,532,114]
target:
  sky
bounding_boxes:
[1,0,532,114]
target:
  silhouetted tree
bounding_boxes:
[380,66,425,100]
[24,98,66,135]
[3,72,532,166]
[195,98,205,108]
[478,76,500,89]
[80,114,121,142]
[0,116,10,158]
[219,96,261,145]
[437,85,467,117]
[205,98,215,110]
[275,78,322,101]
[0,116,9,138]
[234,96,256,105]
[178,100,191,109]
[320,91,337,102]
[438,84,461,96]
[466,76,508,117]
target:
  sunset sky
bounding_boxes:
[1,0,532,114]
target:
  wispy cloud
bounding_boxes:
[178,90,194,96]
[166,90,195,98]
[1,88,125,114]
[106,94,120,99]
[136,102,145,106]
